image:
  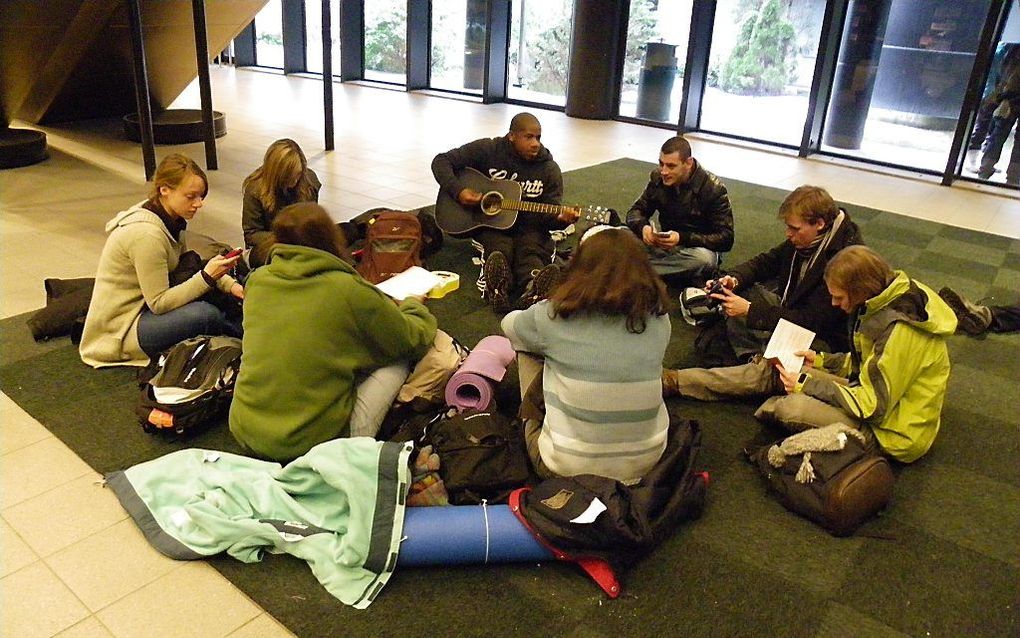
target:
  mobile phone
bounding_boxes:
[223,248,243,259]
[656,231,672,239]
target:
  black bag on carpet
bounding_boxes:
[137,335,243,437]
[427,409,531,505]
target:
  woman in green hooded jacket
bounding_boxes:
[229,203,437,462]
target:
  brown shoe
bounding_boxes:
[662,368,683,398]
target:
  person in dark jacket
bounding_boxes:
[242,138,321,267]
[706,185,863,359]
[431,112,578,313]
[626,135,734,286]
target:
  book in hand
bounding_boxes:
[763,319,816,373]
[374,266,442,300]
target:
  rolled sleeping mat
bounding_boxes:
[398,503,554,566]
[444,335,516,411]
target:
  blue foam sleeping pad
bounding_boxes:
[398,503,554,566]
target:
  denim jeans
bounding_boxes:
[646,245,719,286]
[137,300,242,356]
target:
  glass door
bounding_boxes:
[430,0,486,94]
[305,0,341,75]
[619,0,693,123]
[698,0,825,146]
[254,0,285,69]
[364,0,407,84]
[507,0,573,106]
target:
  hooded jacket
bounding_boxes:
[431,136,566,232]
[626,161,735,252]
[229,244,437,462]
[799,272,957,462]
[728,210,863,351]
[80,203,237,368]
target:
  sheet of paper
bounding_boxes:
[763,318,816,373]
[375,266,442,300]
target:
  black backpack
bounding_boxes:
[752,431,895,536]
[137,335,243,436]
[426,409,532,505]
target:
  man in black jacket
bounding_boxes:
[706,185,863,360]
[626,135,734,286]
[432,112,577,313]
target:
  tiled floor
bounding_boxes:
[1,67,1018,637]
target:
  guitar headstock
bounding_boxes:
[579,206,613,225]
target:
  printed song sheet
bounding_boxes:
[375,266,442,300]
[763,319,816,373]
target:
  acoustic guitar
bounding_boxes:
[435,167,611,237]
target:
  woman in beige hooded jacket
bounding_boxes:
[80,154,243,367]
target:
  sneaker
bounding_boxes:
[517,263,565,309]
[482,251,512,314]
[938,287,992,336]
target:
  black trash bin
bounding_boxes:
[636,42,678,122]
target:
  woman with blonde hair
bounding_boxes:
[80,154,242,367]
[501,227,672,482]
[242,138,321,266]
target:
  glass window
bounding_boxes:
[254,0,285,69]
[306,0,341,76]
[619,0,693,123]
[699,0,825,145]
[430,0,486,94]
[962,2,1020,186]
[508,0,573,105]
[820,0,993,172]
[364,0,407,84]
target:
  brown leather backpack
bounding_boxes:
[753,434,894,536]
[356,210,423,284]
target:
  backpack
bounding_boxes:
[426,409,532,505]
[509,417,707,597]
[343,207,443,261]
[752,426,895,536]
[137,335,243,437]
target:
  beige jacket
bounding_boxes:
[79,202,236,368]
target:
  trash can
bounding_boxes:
[636,42,678,122]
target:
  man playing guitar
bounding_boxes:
[431,112,579,313]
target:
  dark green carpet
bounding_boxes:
[2,158,1018,638]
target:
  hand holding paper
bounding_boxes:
[763,319,816,374]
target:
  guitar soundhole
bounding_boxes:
[480,191,503,216]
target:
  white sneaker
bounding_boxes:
[963,149,981,173]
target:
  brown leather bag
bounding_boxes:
[753,435,894,536]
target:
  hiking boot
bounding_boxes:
[938,287,992,336]
[662,368,683,398]
[483,251,512,314]
[517,263,565,309]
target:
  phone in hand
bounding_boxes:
[656,231,672,240]
[223,248,243,259]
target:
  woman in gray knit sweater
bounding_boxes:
[502,227,672,483]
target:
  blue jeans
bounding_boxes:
[137,301,242,356]
[646,246,720,286]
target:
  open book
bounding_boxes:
[763,319,816,373]
[375,266,443,300]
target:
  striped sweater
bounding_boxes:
[502,301,670,482]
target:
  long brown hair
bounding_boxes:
[548,228,670,333]
[268,202,349,262]
[243,139,316,213]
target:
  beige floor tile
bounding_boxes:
[4,473,127,557]
[1,438,93,509]
[53,616,115,638]
[96,562,260,638]
[0,393,52,455]
[225,613,296,638]
[1,561,89,638]
[0,516,38,577]
[46,518,180,613]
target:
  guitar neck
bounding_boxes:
[501,199,567,217]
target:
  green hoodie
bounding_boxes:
[801,271,957,462]
[229,244,437,461]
